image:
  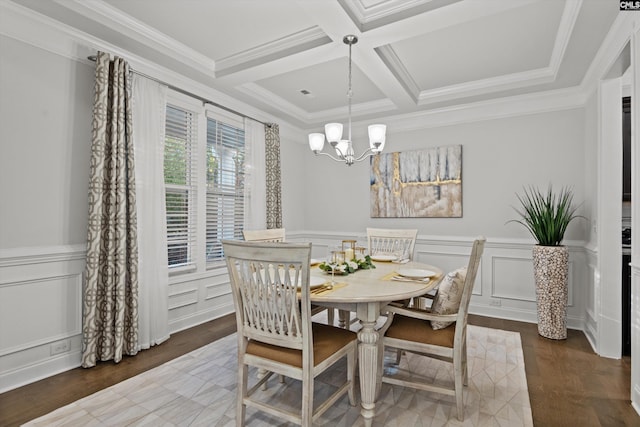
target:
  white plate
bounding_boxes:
[310,258,322,266]
[371,254,397,262]
[307,276,327,289]
[396,268,436,279]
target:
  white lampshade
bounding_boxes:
[308,133,325,151]
[325,123,343,143]
[335,140,349,157]
[368,124,386,152]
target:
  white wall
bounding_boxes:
[0,36,93,249]
[0,33,594,392]
[0,1,623,396]
[583,91,599,347]
[302,109,588,241]
[0,35,93,391]
[292,108,590,328]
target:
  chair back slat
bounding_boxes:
[223,240,311,351]
[367,228,418,260]
[455,236,486,337]
[243,228,286,243]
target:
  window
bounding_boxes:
[163,93,245,271]
[164,104,198,269]
[205,117,245,262]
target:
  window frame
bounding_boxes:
[204,105,246,268]
[163,91,246,275]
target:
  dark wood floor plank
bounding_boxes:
[0,313,638,426]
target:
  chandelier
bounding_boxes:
[308,35,386,166]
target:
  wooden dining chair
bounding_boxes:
[223,240,357,426]
[243,228,335,326]
[366,227,418,261]
[363,228,419,314]
[242,228,286,243]
[378,236,485,421]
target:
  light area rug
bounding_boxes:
[25,324,532,427]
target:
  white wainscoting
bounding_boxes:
[0,245,86,393]
[631,262,640,415]
[167,265,234,334]
[0,233,589,393]
[583,246,599,351]
[290,231,588,331]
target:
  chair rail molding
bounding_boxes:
[289,230,588,331]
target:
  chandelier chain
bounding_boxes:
[348,39,353,144]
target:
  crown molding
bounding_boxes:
[339,0,463,32]
[549,0,583,73]
[579,11,639,99]
[380,85,587,132]
[4,0,634,143]
[215,27,331,77]
[237,82,395,125]
[375,45,420,103]
[374,0,581,106]
[0,0,289,131]
[307,99,397,123]
[344,0,431,24]
[417,67,555,106]
[236,82,312,123]
[52,0,215,77]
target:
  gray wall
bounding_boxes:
[0,28,594,393]
[298,109,588,241]
[0,36,93,250]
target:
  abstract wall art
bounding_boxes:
[370,145,462,218]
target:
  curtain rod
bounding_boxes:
[87,55,270,127]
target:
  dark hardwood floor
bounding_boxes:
[1,314,637,426]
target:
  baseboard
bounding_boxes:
[169,303,234,335]
[0,350,82,394]
[470,303,585,331]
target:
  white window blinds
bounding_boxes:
[163,93,246,272]
[205,117,245,262]
[164,104,198,269]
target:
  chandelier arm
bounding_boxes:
[313,151,346,163]
[333,145,347,159]
[354,148,377,162]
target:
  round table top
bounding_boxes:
[309,260,443,303]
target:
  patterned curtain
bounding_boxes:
[82,51,139,368]
[265,123,282,228]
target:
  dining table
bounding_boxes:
[309,260,444,426]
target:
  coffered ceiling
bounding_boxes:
[10,0,619,131]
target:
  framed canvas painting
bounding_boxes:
[370,145,462,218]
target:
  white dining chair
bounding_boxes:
[243,228,335,323]
[242,228,286,243]
[367,228,418,261]
[223,240,357,426]
[378,236,485,421]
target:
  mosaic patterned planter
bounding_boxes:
[532,245,569,340]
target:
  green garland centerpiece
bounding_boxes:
[318,255,376,275]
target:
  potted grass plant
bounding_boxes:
[509,185,583,339]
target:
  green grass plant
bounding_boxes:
[509,186,583,246]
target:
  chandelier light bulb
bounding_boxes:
[368,124,387,152]
[308,133,325,152]
[325,123,343,143]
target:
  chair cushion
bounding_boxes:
[385,313,455,348]
[430,267,467,330]
[246,323,356,369]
